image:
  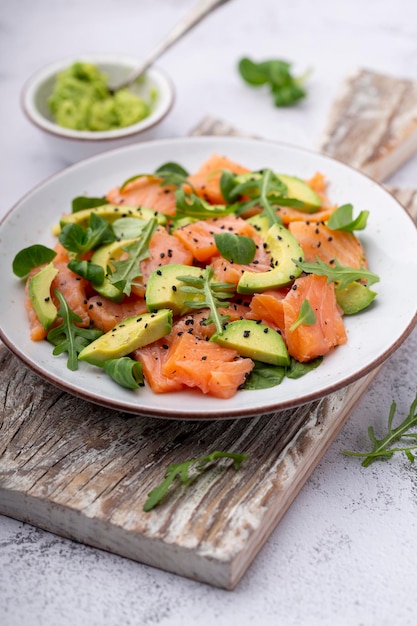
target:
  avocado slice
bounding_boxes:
[54,204,166,234]
[336,281,377,315]
[276,174,321,213]
[237,223,304,294]
[246,213,271,237]
[28,262,59,329]
[233,172,321,213]
[146,264,205,315]
[78,309,172,366]
[90,238,139,302]
[211,319,290,366]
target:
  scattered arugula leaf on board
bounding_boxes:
[238,57,310,107]
[47,290,103,371]
[143,451,248,512]
[177,265,235,334]
[343,393,417,466]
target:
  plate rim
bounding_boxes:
[1,135,416,419]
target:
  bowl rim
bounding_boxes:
[21,54,176,142]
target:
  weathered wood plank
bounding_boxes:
[2,84,417,588]
[319,68,417,181]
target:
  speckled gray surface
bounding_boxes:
[1,0,417,624]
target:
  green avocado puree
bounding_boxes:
[48,62,154,131]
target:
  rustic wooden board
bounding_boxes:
[1,77,417,588]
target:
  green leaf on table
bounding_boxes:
[238,57,310,107]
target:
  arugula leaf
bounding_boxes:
[289,298,316,332]
[119,161,190,192]
[109,218,157,295]
[143,451,248,512]
[177,265,235,334]
[47,290,103,371]
[238,57,310,107]
[71,196,109,213]
[295,257,380,290]
[12,244,56,278]
[103,357,144,389]
[343,393,417,466]
[327,203,369,232]
[214,232,257,264]
[67,259,105,285]
[174,189,237,220]
[59,212,116,257]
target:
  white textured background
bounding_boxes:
[1,1,417,624]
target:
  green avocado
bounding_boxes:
[78,309,172,366]
[211,319,290,366]
[234,172,321,212]
[336,281,377,315]
[90,238,138,302]
[56,204,166,233]
[276,174,321,213]
[237,223,304,294]
[246,213,271,237]
[27,262,59,329]
[146,264,205,315]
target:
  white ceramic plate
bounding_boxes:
[1,137,416,419]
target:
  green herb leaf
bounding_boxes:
[238,57,310,107]
[174,189,237,220]
[143,451,248,512]
[103,357,144,389]
[67,259,105,285]
[47,290,103,370]
[285,356,323,379]
[59,212,116,257]
[12,244,56,278]
[214,232,257,264]
[295,257,380,290]
[119,161,190,192]
[177,265,235,334]
[111,217,147,240]
[327,203,369,232]
[343,393,417,466]
[109,218,157,295]
[289,298,316,332]
[72,196,109,213]
[244,361,286,389]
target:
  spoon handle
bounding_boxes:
[113,0,232,91]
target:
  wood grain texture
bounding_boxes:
[319,68,417,181]
[1,97,416,589]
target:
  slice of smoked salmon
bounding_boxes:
[185,153,250,205]
[282,274,347,362]
[173,215,256,262]
[140,226,194,285]
[288,220,367,268]
[161,332,254,398]
[87,295,147,332]
[133,340,185,393]
[106,176,177,216]
[52,261,91,327]
[249,289,288,332]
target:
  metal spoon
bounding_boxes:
[108,0,232,93]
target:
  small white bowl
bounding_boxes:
[21,54,175,162]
